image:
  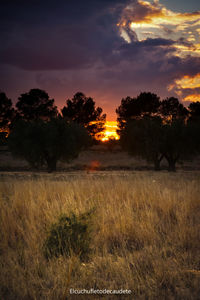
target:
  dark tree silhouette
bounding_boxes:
[121,116,193,171]
[161,120,191,171]
[8,119,90,172]
[121,117,164,170]
[137,92,161,116]
[187,117,200,156]
[16,89,58,121]
[0,132,7,146]
[188,101,200,123]
[61,92,106,137]
[104,136,118,152]
[0,91,15,132]
[116,92,160,133]
[159,97,188,122]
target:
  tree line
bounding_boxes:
[0,89,105,171]
[1,89,200,172]
[0,89,106,136]
[116,92,200,172]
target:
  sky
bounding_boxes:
[0,0,200,121]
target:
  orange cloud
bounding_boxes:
[168,74,200,103]
[118,0,200,58]
[184,94,200,102]
[120,0,200,29]
[174,74,200,90]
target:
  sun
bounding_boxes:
[101,121,119,142]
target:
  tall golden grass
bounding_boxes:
[0,171,200,299]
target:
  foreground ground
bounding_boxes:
[0,171,200,299]
[1,145,200,172]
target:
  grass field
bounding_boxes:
[0,171,200,299]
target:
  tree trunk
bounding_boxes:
[167,159,176,172]
[153,154,164,171]
[47,158,57,173]
[44,152,57,172]
[154,159,161,171]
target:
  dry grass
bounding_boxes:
[0,171,200,299]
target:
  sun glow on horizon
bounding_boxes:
[101,121,119,142]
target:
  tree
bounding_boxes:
[161,120,192,172]
[8,119,90,172]
[0,91,15,132]
[16,89,58,121]
[116,92,160,133]
[61,92,106,138]
[0,132,7,146]
[159,97,188,122]
[104,136,118,152]
[186,119,200,156]
[121,117,193,172]
[188,102,200,123]
[121,117,164,170]
[117,92,196,171]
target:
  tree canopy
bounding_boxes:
[0,91,15,132]
[116,92,160,132]
[8,119,90,172]
[16,89,58,121]
[121,117,164,170]
[61,92,106,137]
[159,97,188,122]
[121,117,193,172]
[188,101,200,123]
[117,93,200,171]
[116,93,190,134]
[161,120,191,171]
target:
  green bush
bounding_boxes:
[43,210,94,261]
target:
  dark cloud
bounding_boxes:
[179,87,200,98]
[0,0,129,70]
[119,0,162,24]
[118,37,176,55]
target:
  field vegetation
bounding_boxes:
[1,89,200,299]
[0,171,200,299]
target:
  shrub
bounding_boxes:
[43,210,94,261]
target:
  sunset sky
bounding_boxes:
[0,0,200,121]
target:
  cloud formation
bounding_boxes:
[118,0,200,104]
[169,74,200,102]
[0,0,200,119]
[0,0,128,70]
[119,0,200,55]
